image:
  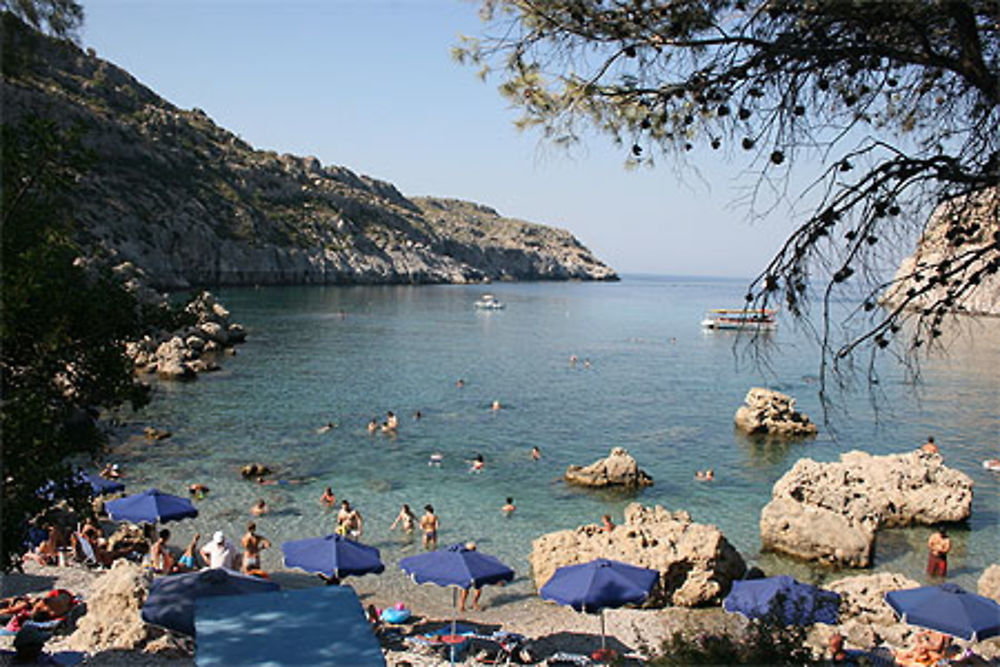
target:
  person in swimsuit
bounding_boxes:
[601,514,615,532]
[926,527,951,577]
[337,500,363,539]
[469,453,485,473]
[241,522,271,574]
[531,446,541,461]
[188,483,210,499]
[250,498,269,516]
[390,504,416,536]
[149,529,175,574]
[420,505,439,549]
[175,533,201,572]
[501,497,516,515]
[320,487,337,507]
[367,418,379,433]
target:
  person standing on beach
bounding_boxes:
[241,522,271,574]
[420,505,439,549]
[200,531,237,570]
[926,527,951,577]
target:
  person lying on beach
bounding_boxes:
[501,497,516,515]
[188,483,210,499]
[894,630,951,666]
[174,533,201,572]
[241,522,271,574]
[250,499,269,516]
[1,590,76,628]
[390,504,416,535]
[320,486,337,507]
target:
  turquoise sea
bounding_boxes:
[115,275,999,602]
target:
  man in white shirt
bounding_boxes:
[199,530,238,570]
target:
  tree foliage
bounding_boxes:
[458,0,1000,389]
[1,117,149,571]
[0,0,82,39]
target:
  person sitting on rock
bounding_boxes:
[100,463,121,479]
[149,528,175,574]
[601,514,615,532]
[920,436,939,455]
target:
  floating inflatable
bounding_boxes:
[983,459,1000,472]
[380,607,411,624]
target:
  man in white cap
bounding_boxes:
[199,530,238,570]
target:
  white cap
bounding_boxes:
[213,531,224,544]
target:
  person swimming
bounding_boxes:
[250,498,269,516]
[501,497,515,515]
[695,469,715,481]
[316,421,336,434]
[320,486,336,506]
[428,452,444,467]
[491,400,501,411]
[188,483,210,499]
[531,446,541,461]
[367,418,379,433]
[469,453,485,473]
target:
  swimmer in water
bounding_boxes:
[501,497,515,515]
[250,498,269,516]
[428,452,444,467]
[316,421,336,434]
[469,453,485,473]
[456,379,465,388]
[491,400,501,411]
[531,446,541,461]
[320,486,337,507]
[695,469,714,481]
[188,483,210,500]
[367,418,378,433]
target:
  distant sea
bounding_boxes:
[116,275,999,601]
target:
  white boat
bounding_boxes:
[474,294,505,310]
[701,308,777,331]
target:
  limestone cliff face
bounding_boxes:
[883,187,999,316]
[1,16,616,289]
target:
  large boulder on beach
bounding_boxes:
[980,564,1000,602]
[760,450,973,566]
[66,561,156,652]
[734,387,817,437]
[154,337,196,380]
[530,503,745,607]
[825,572,920,648]
[564,447,653,488]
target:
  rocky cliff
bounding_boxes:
[1,15,616,289]
[883,187,999,316]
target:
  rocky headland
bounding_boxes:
[760,450,974,567]
[530,503,746,607]
[2,14,616,291]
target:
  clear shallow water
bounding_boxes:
[115,275,999,600]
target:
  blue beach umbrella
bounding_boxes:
[885,583,1000,641]
[540,558,659,651]
[400,542,514,644]
[141,567,280,636]
[723,575,840,626]
[81,472,125,496]
[281,534,385,579]
[105,488,198,524]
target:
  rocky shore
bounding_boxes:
[760,449,974,567]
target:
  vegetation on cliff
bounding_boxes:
[2,12,616,289]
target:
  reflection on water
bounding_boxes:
[115,278,1000,603]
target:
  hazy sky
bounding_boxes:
[80,0,804,278]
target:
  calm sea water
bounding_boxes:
[115,275,999,600]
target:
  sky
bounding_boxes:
[79,0,803,278]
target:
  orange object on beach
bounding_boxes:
[591,647,618,662]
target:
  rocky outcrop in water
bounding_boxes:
[760,450,974,567]
[564,447,653,488]
[2,15,616,290]
[530,503,746,607]
[883,187,999,317]
[733,387,817,438]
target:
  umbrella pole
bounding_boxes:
[451,587,457,666]
[600,609,606,651]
